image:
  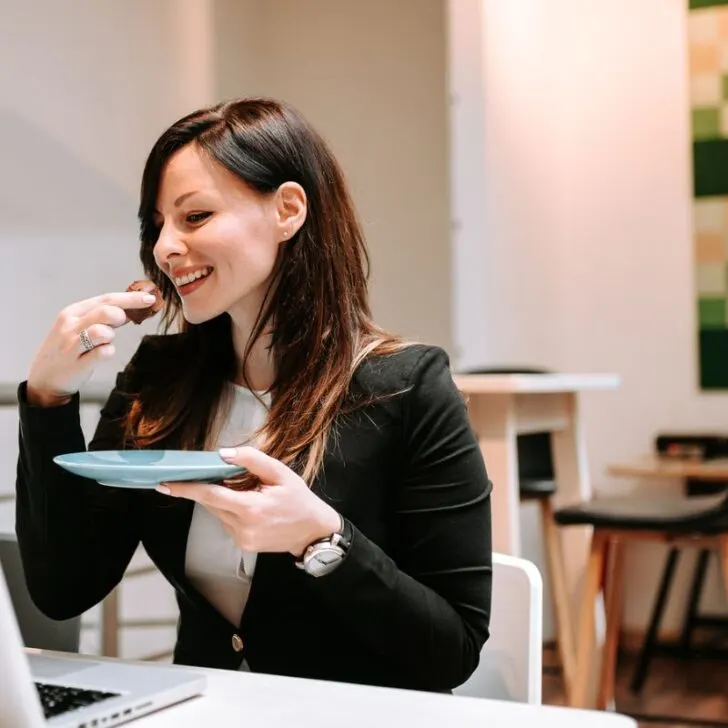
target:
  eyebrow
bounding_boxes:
[153,191,201,217]
[174,191,200,207]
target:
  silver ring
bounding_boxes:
[79,329,94,353]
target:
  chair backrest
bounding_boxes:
[454,552,543,704]
[0,532,81,653]
[515,431,555,481]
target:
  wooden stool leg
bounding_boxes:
[572,529,608,709]
[597,538,625,710]
[719,536,728,596]
[539,498,577,704]
[101,587,119,657]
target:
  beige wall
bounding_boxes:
[216,0,452,350]
[0,0,215,657]
[0,0,451,381]
[4,0,716,656]
[1,0,451,657]
[451,0,727,638]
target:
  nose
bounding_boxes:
[153,223,188,269]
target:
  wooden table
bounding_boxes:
[608,455,728,482]
[453,371,619,690]
[453,373,620,557]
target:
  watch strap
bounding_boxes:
[336,515,353,549]
[295,514,352,570]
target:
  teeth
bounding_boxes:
[174,267,211,287]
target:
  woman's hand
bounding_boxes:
[157,446,342,556]
[27,290,158,407]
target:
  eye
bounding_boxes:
[186,211,212,225]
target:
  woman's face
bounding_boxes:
[153,144,289,326]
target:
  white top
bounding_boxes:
[452,372,620,394]
[184,385,270,628]
[117,662,638,728]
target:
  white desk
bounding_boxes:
[75,657,638,728]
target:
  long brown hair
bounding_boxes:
[124,98,406,488]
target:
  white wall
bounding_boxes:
[6,0,720,657]
[449,0,570,371]
[0,0,449,383]
[0,0,220,384]
[243,0,452,350]
[558,0,728,635]
[450,0,727,638]
[0,0,219,657]
[2,0,451,657]
[0,0,450,508]
[211,0,451,349]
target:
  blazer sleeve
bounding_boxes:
[15,368,143,621]
[310,346,493,691]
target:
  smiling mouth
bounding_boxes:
[173,267,213,288]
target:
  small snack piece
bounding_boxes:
[124,279,164,324]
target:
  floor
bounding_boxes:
[542,647,728,728]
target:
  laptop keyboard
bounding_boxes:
[35,681,120,718]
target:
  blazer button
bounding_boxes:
[232,634,244,652]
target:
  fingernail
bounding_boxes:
[218,447,236,460]
[156,485,172,495]
[142,294,156,303]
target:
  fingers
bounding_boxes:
[77,324,115,355]
[65,291,159,319]
[157,482,257,514]
[62,293,158,358]
[27,293,150,401]
[76,304,130,331]
[83,342,116,363]
[219,446,291,484]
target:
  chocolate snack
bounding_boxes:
[124,280,164,324]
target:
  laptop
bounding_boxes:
[0,561,206,727]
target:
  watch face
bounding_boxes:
[306,545,345,577]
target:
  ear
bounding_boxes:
[275,182,307,242]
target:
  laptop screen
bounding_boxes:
[0,560,48,727]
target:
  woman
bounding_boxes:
[16,98,492,692]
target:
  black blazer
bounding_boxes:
[15,339,492,693]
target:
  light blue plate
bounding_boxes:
[53,450,245,489]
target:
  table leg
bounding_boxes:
[550,392,602,708]
[467,393,521,555]
[550,392,592,596]
[101,588,119,657]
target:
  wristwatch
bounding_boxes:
[295,516,352,578]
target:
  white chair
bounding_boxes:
[454,552,543,704]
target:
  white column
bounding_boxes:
[446,0,569,371]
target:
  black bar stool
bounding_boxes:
[630,477,728,694]
[553,492,728,710]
